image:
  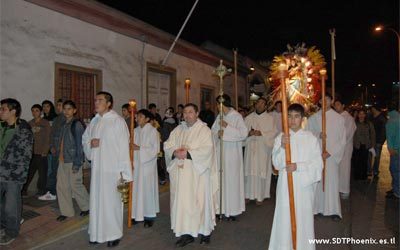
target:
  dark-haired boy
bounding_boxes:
[333,99,356,199]
[41,99,65,200]
[83,91,132,247]
[0,98,33,245]
[22,104,51,197]
[55,101,89,222]
[269,103,322,250]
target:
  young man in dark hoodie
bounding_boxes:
[0,98,33,245]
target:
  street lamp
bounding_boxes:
[374,25,400,82]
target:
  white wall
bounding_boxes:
[0,0,246,119]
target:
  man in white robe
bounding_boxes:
[305,94,346,220]
[270,100,282,134]
[334,99,356,199]
[212,94,248,220]
[164,103,218,247]
[244,97,277,204]
[131,109,160,227]
[269,103,323,250]
[82,92,132,247]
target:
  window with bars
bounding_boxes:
[55,63,102,122]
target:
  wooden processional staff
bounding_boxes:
[127,99,136,228]
[278,63,297,250]
[213,60,231,220]
[320,69,327,192]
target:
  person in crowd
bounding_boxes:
[131,109,160,227]
[164,103,218,247]
[370,105,387,177]
[121,103,134,129]
[55,100,89,222]
[353,109,376,180]
[269,103,322,250]
[175,104,184,124]
[39,100,58,200]
[333,99,356,199]
[385,102,399,199]
[22,104,51,197]
[244,97,277,205]
[82,91,132,247]
[212,94,248,220]
[42,100,58,124]
[199,101,215,128]
[159,107,177,184]
[270,100,282,134]
[0,98,33,245]
[148,103,163,128]
[305,94,346,221]
[39,99,65,200]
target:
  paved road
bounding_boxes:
[36,145,398,250]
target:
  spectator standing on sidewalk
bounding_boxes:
[148,103,163,128]
[38,100,58,201]
[55,100,89,221]
[22,104,51,196]
[370,105,387,177]
[199,101,215,128]
[0,98,33,245]
[385,102,399,200]
[352,109,376,180]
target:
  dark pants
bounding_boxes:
[353,145,369,180]
[157,156,167,182]
[22,154,48,195]
[0,182,22,238]
[389,154,400,197]
[46,154,59,195]
[372,144,383,175]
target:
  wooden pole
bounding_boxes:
[127,99,136,228]
[233,49,238,110]
[320,69,327,192]
[185,78,190,104]
[278,64,297,250]
[329,29,336,100]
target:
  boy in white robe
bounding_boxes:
[212,94,248,220]
[131,109,160,227]
[270,100,282,134]
[305,94,346,220]
[164,103,218,247]
[82,92,132,247]
[244,97,277,204]
[333,99,356,199]
[269,103,323,250]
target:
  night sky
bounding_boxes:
[97,0,399,105]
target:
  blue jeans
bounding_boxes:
[46,154,59,195]
[389,154,399,196]
[0,182,22,238]
[373,144,383,175]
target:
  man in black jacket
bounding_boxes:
[199,101,215,128]
[0,98,33,245]
[370,105,387,177]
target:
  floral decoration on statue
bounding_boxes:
[268,43,326,112]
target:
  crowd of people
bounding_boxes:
[0,91,398,249]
